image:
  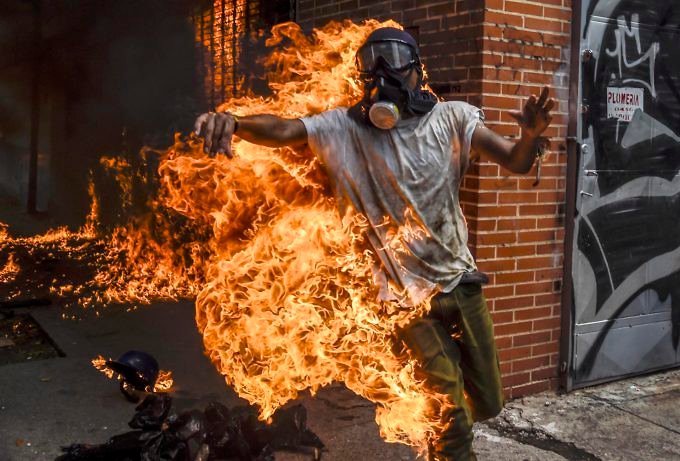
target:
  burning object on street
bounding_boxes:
[56,394,324,461]
[92,351,174,402]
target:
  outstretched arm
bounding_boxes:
[194,112,308,158]
[471,86,554,174]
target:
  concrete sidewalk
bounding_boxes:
[0,301,678,461]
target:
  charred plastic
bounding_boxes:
[56,394,324,461]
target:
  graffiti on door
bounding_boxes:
[574,0,680,383]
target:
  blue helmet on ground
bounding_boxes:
[106,350,160,392]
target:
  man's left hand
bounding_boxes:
[509,86,555,139]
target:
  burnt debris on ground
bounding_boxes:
[56,394,324,461]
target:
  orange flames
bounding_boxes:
[92,355,115,379]
[1,19,452,451]
[0,253,19,284]
[154,369,174,392]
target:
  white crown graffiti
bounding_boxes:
[605,13,659,98]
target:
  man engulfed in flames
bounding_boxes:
[193,23,554,460]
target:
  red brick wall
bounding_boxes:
[473,0,570,398]
[297,0,572,399]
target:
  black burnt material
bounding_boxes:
[56,395,324,461]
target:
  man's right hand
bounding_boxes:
[193,112,308,154]
[194,112,237,158]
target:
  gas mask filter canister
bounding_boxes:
[368,101,400,129]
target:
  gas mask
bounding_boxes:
[351,29,437,129]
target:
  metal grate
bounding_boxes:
[192,0,259,108]
[192,0,294,109]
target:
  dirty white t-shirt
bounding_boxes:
[301,101,482,305]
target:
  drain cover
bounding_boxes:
[0,313,64,365]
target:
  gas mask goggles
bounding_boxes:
[355,36,437,129]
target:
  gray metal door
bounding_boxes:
[570,0,680,387]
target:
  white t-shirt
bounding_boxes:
[301,101,482,304]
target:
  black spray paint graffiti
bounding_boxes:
[582,2,680,194]
[575,0,680,382]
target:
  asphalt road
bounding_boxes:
[0,301,678,461]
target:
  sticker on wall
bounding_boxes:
[607,87,644,122]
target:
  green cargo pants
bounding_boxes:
[398,283,504,461]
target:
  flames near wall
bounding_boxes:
[1,19,451,452]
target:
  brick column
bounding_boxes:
[474,0,570,398]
